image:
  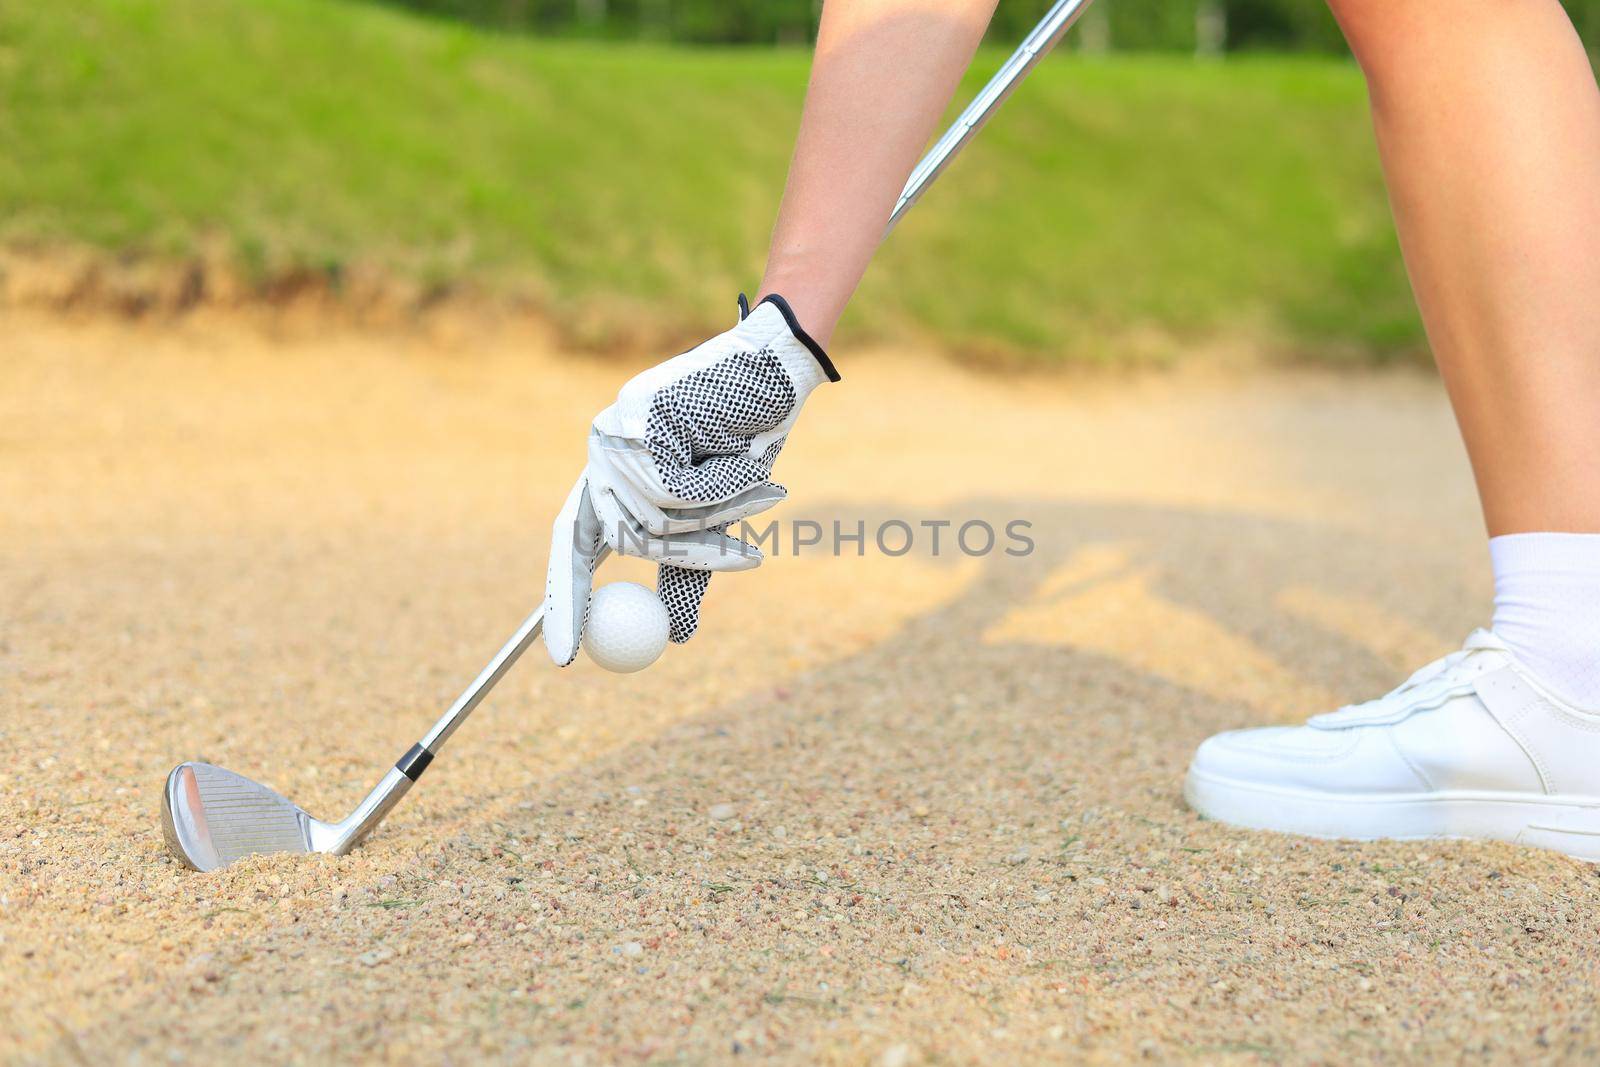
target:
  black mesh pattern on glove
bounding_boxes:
[645,347,797,503]
[657,563,713,643]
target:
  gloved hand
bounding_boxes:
[544,293,839,666]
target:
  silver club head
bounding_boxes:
[162,760,415,871]
[161,762,316,872]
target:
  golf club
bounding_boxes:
[159,0,1096,872]
[886,0,1095,235]
[162,590,564,872]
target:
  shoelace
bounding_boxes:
[1309,629,1509,729]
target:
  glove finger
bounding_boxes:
[612,479,782,536]
[655,528,764,571]
[591,484,762,570]
[658,481,786,534]
[657,564,712,644]
[590,481,655,558]
[589,439,776,535]
[543,474,605,667]
[664,451,783,506]
[588,438,678,533]
[594,429,778,510]
[588,473,631,542]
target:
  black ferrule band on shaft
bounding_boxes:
[396,743,434,781]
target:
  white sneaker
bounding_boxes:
[1184,630,1600,860]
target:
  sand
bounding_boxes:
[4,308,1599,1065]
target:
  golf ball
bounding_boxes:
[583,582,670,673]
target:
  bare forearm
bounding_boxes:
[758,0,998,346]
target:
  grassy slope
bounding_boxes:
[0,0,1420,361]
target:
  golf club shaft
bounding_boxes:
[885,0,1096,236]
[423,544,615,758]
[329,608,546,849]
[341,4,1094,849]
[417,603,549,755]
[342,548,615,847]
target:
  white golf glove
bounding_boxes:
[544,294,839,666]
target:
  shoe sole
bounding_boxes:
[1184,766,1600,862]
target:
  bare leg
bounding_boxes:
[1185,2,1600,853]
[1330,0,1600,535]
[756,0,999,347]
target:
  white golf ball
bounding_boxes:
[583,582,670,673]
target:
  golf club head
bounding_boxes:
[161,761,315,872]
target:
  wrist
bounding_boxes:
[754,273,846,350]
[748,293,840,384]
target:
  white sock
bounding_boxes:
[1491,532,1600,710]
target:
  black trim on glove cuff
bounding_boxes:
[757,293,841,383]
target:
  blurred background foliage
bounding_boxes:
[1,0,1596,365]
[375,0,1600,52]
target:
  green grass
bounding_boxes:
[0,0,1422,363]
